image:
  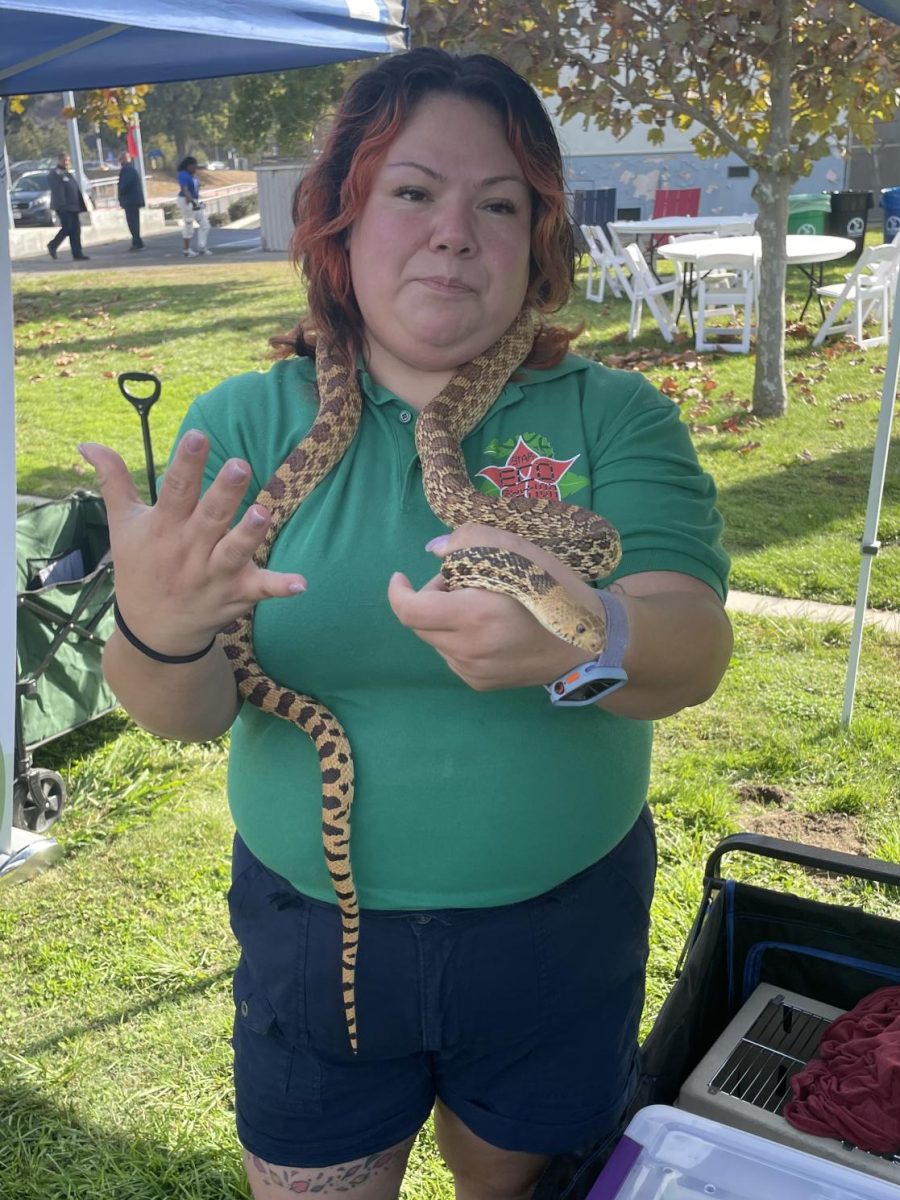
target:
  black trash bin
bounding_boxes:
[825,190,873,257]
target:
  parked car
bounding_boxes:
[10,158,55,180]
[206,160,226,171]
[10,171,57,226]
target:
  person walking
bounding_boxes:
[175,155,211,258]
[117,151,145,250]
[47,152,89,261]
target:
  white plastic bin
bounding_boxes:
[589,1106,899,1200]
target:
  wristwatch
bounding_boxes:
[545,588,630,707]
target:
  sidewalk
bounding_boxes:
[726,589,899,634]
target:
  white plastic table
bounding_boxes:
[658,233,856,327]
[609,214,757,239]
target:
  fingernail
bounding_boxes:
[248,505,267,526]
[425,535,450,553]
[184,430,205,452]
[226,460,249,483]
[77,442,97,464]
[288,579,307,594]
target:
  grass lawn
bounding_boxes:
[5,249,900,1196]
[12,247,900,609]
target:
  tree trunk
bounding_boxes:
[751,1,794,418]
[752,171,790,417]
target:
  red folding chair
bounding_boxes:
[649,187,702,265]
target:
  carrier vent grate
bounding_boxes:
[708,996,900,1166]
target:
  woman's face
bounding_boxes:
[348,93,533,381]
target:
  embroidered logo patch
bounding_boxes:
[477,434,589,501]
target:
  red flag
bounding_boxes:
[126,125,138,159]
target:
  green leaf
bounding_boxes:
[558,472,590,499]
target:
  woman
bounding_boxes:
[84,48,732,1200]
[176,154,211,258]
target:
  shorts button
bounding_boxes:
[399,410,412,424]
[415,913,431,924]
[240,1000,249,1017]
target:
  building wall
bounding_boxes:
[562,148,845,219]
[551,109,847,218]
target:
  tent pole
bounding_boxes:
[841,275,900,725]
[0,101,14,862]
[0,100,59,880]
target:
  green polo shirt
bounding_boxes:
[175,352,729,909]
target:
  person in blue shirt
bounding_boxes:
[117,151,145,251]
[176,155,211,258]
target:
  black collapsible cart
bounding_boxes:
[536,833,900,1199]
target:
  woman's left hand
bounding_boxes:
[387,522,598,691]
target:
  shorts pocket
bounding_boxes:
[228,839,310,1049]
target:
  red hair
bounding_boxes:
[272,49,578,370]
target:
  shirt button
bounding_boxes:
[398,410,412,424]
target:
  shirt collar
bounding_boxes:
[355,351,590,426]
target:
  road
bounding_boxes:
[12,222,270,274]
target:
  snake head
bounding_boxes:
[554,604,609,655]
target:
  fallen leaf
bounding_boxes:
[737,441,761,454]
[54,353,77,366]
[798,448,814,462]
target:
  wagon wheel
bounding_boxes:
[14,769,67,833]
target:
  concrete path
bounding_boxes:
[727,589,899,634]
[11,220,270,274]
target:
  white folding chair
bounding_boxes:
[581,224,626,303]
[695,251,758,354]
[812,244,900,349]
[622,243,678,342]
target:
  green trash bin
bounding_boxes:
[787,193,831,235]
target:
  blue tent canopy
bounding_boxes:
[0,0,407,95]
[853,0,900,20]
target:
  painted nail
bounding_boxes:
[248,505,267,526]
[226,460,249,482]
[288,580,307,593]
[425,535,450,553]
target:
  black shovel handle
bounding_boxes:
[117,372,161,503]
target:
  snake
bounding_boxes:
[219,309,622,1054]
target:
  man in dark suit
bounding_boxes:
[117,151,145,250]
[47,153,90,261]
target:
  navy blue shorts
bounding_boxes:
[228,805,656,1168]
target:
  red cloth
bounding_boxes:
[126,125,139,160]
[784,985,900,1153]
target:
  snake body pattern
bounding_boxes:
[219,309,622,1053]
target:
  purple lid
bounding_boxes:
[586,1135,643,1200]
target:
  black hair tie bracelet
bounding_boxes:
[113,599,216,664]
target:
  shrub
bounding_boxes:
[228,193,259,222]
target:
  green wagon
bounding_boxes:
[15,490,116,832]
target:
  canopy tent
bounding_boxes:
[839,0,900,724]
[0,0,408,876]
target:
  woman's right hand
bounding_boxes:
[79,430,306,657]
